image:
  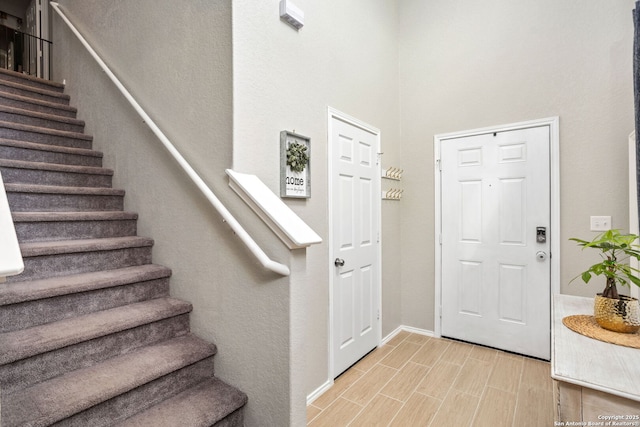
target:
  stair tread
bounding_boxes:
[0,78,70,101]
[116,378,248,427]
[0,104,85,126]
[0,69,66,91]
[0,264,170,306]
[2,334,215,427]
[0,120,92,141]
[0,137,102,157]
[5,182,124,195]
[12,210,138,222]
[0,91,77,114]
[0,158,113,175]
[19,236,154,257]
[0,297,192,365]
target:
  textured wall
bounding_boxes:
[398,0,636,331]
[231,0,403,407]
[50,1,294,426]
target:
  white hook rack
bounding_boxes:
[382,167,403,181]
[382,188,403,200]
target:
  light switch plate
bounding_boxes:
[590,216,611,231]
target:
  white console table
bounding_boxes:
[552,294,640,421]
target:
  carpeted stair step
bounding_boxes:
[10,236,153,282]
[0,138,103,166]
[0,264,170,307]
[0,264,172,332]
[0,120,93,149]
[0,298,192,393]
[0,91,78,118]
[115,377,248,427]
[13,211,138,242]
[0,78,70,105]
[0,159,113,188]
[0,71,247,426]
[5,183,124,212]
[0,105,85,133]
[0,68,66,94]
[1,334,216,427]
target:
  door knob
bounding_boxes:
[536,251,547,261]
[334,258,345,267]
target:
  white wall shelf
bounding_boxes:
[227,169,322,249]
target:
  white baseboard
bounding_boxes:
[307,325,435,405]
[307,379,333,406]
[382,325,434,345]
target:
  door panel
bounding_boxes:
[331,114,380,376]
[441,126,551,360]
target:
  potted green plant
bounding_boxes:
[570,229,640,333]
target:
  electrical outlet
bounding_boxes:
[590,216,611,231]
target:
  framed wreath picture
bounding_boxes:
[280,130,311,198]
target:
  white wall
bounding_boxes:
[51,1,296,426]
[232,0,403,404]
[398,0,636,331]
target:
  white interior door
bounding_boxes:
[330,111,381,377]
[440,126,551,360]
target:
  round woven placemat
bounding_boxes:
[562,315,640,349]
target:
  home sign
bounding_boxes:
[280,131,311,198]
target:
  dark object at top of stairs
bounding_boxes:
[0,68,247,427]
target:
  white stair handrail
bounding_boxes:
[50,2,290,276]
[0,171,24,281]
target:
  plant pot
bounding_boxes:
[593,294,640,334]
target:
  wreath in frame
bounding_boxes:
[286,141,309,173]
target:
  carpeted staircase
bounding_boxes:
[0,68,247,426]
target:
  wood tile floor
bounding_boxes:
[307,331,554,426]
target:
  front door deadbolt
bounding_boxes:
[536,227,547,243]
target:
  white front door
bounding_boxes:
[440,125,551,360]
[330,110,381,377]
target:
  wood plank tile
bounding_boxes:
[312,367,365,409]
[306,404,322,424]
[487,353,524,394]
[380,341,422,369]
[380,361,430,402]
[452,357,493,396]
[498,350,524,362]
[469,345,498,363]
[349,394,403,427]
[520,358,552,392]
[513,383,554,427]
[472,386,516,427]
[341,364,398,406]
[389,393,441,427]
[429,389,479,427]
[386,330,411,347]
[415,359,461,400]
[352,345,394,373]
[307,397,362,427]
[440,340,473,366]
[410,338,450,367]
[405,333,431,345]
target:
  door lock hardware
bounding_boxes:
[536,251,548,261]
[334,258,345,267]
[536,227,547,243]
